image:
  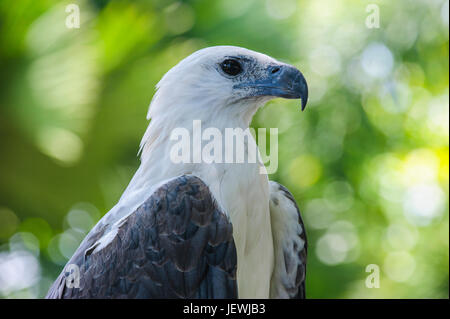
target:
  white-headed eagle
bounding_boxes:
[47,46,308,299]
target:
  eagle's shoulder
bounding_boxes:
[47,175,237,299]
[268,181,307,299]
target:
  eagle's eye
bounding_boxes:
[220,59,242,76]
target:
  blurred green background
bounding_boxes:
[0,0,448,298]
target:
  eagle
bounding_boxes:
[46,46,309,299]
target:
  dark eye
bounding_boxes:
[220,59,242,76]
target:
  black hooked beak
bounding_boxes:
[236,64,309,111]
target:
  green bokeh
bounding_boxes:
[0,0,448,298]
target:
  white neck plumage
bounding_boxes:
[93,94,274,299]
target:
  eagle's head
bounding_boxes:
[147,46,308,126]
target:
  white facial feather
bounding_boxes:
[139,46,280,161]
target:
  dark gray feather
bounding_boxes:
[46,175,237,299]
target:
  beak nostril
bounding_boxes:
[271,67,280,74]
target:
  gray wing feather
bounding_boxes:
[277,183,307,299]
[269,181,307,299]
[46,175,237,299]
